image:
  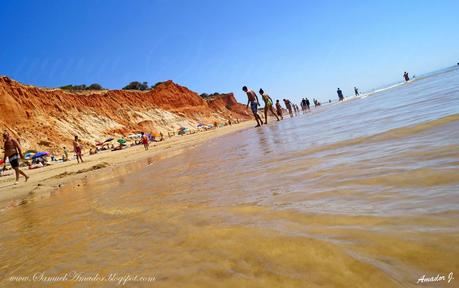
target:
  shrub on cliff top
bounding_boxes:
[122,81,149,91]
[200,92,221,98]
[87,83,104,90]
[60,83,104,91]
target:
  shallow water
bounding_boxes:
[1,67,459,287]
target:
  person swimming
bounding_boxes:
[259,89,280,124]
[243,86,263,127]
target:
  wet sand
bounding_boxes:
[1,67,458,287]
[0,121,254,209]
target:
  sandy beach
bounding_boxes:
[0,121,253,210]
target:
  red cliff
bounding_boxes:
[0,76,250,152]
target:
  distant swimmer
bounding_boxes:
[259,89,280,124]
[283,99,294,117]
[337,88,344,101]
[243,86,263,127]
[275,100,283,120]
[2,131,29,184]
[403,72,410,82]
[354,87,359,96]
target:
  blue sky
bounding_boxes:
[1,0,458,103]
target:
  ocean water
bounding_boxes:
[1,66,458,287]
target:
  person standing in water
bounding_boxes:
[275,100,283,120]
[283,99,294,117]
[243,86,263,127]
[259,89,280,124]
[2,131,29,184]
[403,72,410,82]
[337,88,344,101]
[301,98,307,113]
[354,87,359,96]
[73,135,84,163]
[305,98,310,110]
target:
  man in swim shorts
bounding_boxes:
[2,131,29,184]
[259,88,280,124]
[243,86,263,127]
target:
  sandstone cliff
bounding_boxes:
[0,76,250,152]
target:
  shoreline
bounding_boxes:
[0,120,254,211]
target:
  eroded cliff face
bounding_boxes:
[206,93,249,118]
[0,76,250,152]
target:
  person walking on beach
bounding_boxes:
[337,88,344,101]
[141,132,149,150]
[354,87,359,96]
[283,99,294,117]
[275,100,283,120]
[305,98,310,110]
[243,86,263,127]
[2,131,29,184]
[73,135,84,163]
[259,89,280,124]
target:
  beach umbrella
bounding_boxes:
[117,138,126,144]
[151,129,160,137]
[25,149,37,155]
[104,137,114,143]
[24,153,33,160]
[32,152,49,159]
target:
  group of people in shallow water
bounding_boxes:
[243,84,368,126]
[243,86,319,127]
